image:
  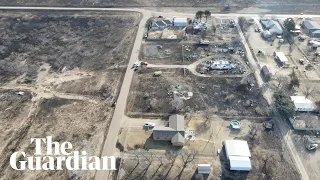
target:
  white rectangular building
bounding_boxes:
[173,18,187,27]
[291,96,315,112]
[275,52,289,67]
[224,140,251,171]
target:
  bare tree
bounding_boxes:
[262,153,274,174]
[248,124,259,140]
[133,151,154,179]
[274,74,290,88]
[163,150,178,179]
[288,44,294,56]
[124,151,141,180]
[203,110,214,125]
[175,149,198,179]
[150,155,165,179]
[302,84,317,98]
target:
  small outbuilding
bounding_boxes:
[291,96,315,112]
[197,164,211,174]
[274,52,289,67]
[224,140,251,171]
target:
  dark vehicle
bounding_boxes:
[111,101,117,107]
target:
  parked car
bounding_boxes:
[144,122,155,128]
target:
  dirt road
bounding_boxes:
[94,11,149,180]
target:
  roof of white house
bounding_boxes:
[229,156,251,171]
[275,52,289,62]
[304,20,320,30]
[290,96,315,110]
[174,18,187,23]
[197,164,211,174]
[224,140,251,157]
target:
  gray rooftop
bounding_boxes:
[163,19,172,25]
[169,114,184,131]
[152,114,185,145]
[171,133,185,144]
[304,20,320,30]
[155,20,166,27]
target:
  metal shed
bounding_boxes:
[197,164,211,174]
[291,96,315,112]
[275,52,289,67]
[224,140,251,171]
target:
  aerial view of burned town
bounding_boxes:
[0,1,320,180]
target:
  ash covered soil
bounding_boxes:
[0,11,140,83]
[0,11,140,179]
[127,68,269,117]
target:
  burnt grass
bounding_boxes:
[0,11,140,83]
[127,68,268,116]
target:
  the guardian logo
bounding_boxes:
[10,136,116,171]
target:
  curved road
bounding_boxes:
[0,6,316,180]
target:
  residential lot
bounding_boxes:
[140,42,183,65]
[119,115,300,180]
[127,68,268,117]
[292,132,320,180]
[0,10,140,179]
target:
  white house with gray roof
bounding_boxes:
[152,114,185,146]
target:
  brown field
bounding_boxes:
[0,10,141,179]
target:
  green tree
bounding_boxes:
[273,89,295,118]
[204,10,211,22]
[284,18,296,32]
[195,11,204,22]
[290,70,300,88]
[238,16,249,32]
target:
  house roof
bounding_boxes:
[312,30,320,35]
[171,132,185,144]
[155,20,166,27]
[169,114,184,131]
[163,19,172,25]
[153,126,175,131]
[261,20,283,34]
[229,156,251,171]
[224,140,251,157]
[290,96,314,110]
[304,20,320,30]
